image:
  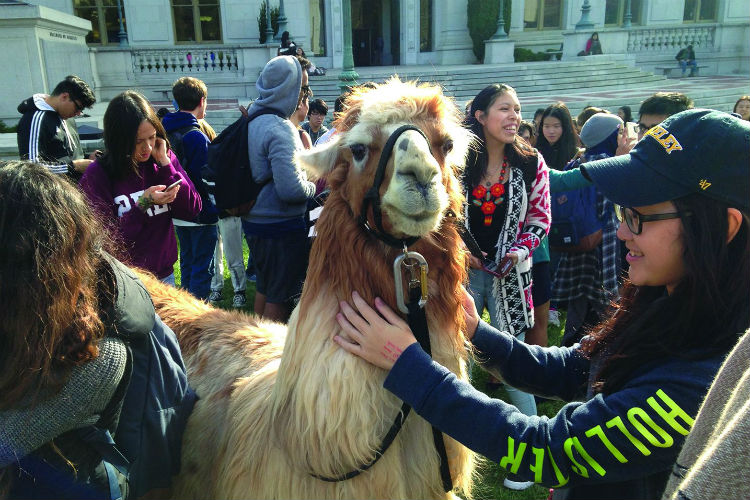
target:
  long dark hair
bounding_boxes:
[583,194,750,394]
[464,84,537,188]
[100,90,168,181]
[536,102,579,170]
[0,161,111,409]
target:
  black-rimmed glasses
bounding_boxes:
[614,205,691,235]
[73,100,84,113]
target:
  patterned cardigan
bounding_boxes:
[464,153,551,335]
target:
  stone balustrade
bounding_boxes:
[131,47,241,74]
[626,25,715,53]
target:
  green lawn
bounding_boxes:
[174,243,565,499]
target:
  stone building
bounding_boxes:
[1,0,748,120]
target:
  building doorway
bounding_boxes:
[351,0,399,66]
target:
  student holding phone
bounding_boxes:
[80,91,201,285]
[334,109,750,500]
[460,84,551,489]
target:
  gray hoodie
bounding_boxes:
[246,55,316,224]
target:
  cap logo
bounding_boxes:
[645,125,683,154]
[699,179,711,190]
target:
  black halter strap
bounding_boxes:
[311,286,452,492]
[358,124,432,249]
[311,125,453,492]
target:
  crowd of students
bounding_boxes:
[3,61,749,499]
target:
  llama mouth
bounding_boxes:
[382,203,441,232]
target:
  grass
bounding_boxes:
[174,240,566,499]
[470,308,566,500]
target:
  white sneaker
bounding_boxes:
[548,308,561,327]
[503,478,534,490]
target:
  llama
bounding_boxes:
[143,78,477,499]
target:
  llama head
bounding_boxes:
[297,78,472,239]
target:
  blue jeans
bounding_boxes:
[468,268,538,417]
[175,225,218,300]
[679,59,697,76]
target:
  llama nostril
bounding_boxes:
[398,138,410,152]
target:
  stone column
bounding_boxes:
[338,0,358,91]
[509,0,524,33]
[434,0,474,64]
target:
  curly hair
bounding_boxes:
[0,161,110,409]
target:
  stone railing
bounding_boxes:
[626,25,715,53]
[131,47,240,74]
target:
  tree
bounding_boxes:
[257,1,280,44]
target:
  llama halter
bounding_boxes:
[358,124,431,249]
[314,124,453,492]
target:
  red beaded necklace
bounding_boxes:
[472,156,508,226]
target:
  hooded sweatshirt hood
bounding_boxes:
[161,110,200,133]
[249,55,302,118]
[17,94,55,114]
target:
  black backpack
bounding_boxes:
[166,124,200,172]
[202,107,286,217]
[166,124,219,224]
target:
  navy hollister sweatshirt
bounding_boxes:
[384,321,728,500]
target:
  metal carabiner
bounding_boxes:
[393,251,429,314]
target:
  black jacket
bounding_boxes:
[16,94,84,180]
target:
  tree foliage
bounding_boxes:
[257,1,280,44]
[467,0,512,62]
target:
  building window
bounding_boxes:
[309,0,326,56]
[604,0,642,26]
[171,0,222,43]
[74,0,127,45]
[524,0,562,30]
[683,0,717,22]
[419,0,433,52]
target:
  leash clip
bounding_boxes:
[394,250,429,313]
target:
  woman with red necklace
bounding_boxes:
[463,84,551,490]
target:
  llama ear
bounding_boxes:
[295,135,342,179]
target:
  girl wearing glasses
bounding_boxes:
[333,109,750,500]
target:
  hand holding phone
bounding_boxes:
[481,255,514,278]
[164,178,183,192]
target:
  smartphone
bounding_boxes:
[481,256,514,279]
[164,178,183,191]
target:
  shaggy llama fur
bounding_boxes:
[143,79,477,499]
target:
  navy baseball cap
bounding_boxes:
[582,108,750,211]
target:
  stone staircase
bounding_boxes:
[3,59,746,160]
[303,59,668,111]
[197,59,747,132]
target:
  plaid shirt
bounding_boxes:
[551,153,620,308]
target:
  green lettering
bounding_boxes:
[585,425,628,463]
[647,389,694,435]
[564,436,606,477]
[529,447,545,483]
[627,407,673,448]
[499,436,527,474]
[546,446,569,487]
[563,437,589,477]
[606,416,651,455]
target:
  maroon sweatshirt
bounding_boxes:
[80,150,201,278]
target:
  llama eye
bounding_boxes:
[349,144,367,161]
[442,139,454,155]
